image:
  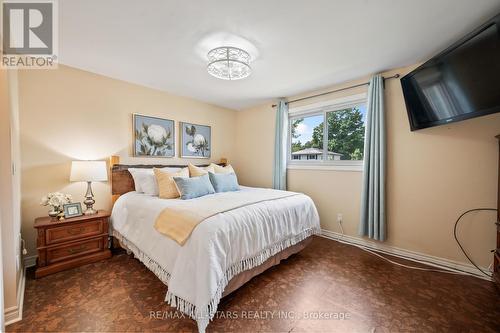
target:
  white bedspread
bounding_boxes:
[111,186,320,332]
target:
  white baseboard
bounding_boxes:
[320,229,492,281]
[23,255,37,268]
[4,266,26,326]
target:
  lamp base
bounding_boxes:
[84,208,98,215]
[83,181,97,215]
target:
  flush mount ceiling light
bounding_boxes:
[207,46,251,80]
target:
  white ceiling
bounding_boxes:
[59,0,500,110]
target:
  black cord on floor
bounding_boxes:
[453,208,498,277]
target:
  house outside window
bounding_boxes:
[291,148,342,160]
[288,93,367,171]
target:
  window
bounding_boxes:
[290,114,323,161]
[288,95,367,170]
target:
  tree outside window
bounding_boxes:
[290,105,366,161]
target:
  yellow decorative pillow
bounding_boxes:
[154,168,189,199]
[210,163,235,174]
[188,164,215,177]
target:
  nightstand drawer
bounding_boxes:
[45,219,104,245]
[46,237,105,264]
[35,210,111,278]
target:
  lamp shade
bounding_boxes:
[70,161,108,182]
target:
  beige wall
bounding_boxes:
[0,68,21,311]
[233,65,500,268]
[17,63,500,268]
[19,65,237,255]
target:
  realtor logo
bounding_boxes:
[1,0,58,68]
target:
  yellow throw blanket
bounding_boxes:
[154,190,299,245]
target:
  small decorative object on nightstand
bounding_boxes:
[34,210,112,278]
[63,202,83,218]
[70,161,108,215]
[40,192,73,220]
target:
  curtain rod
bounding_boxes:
[271,74,400,108]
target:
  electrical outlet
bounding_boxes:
[337,213,343,224]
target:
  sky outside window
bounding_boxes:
[292,114,323,145]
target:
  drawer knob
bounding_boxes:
[67,227,84,235]
[68,245,86,254]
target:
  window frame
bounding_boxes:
[287,93,367,172]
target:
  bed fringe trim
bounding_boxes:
[113,227,320,329]
[165,227,320,324]
[112,230,171,284]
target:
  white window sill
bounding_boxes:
[287,162,363,172]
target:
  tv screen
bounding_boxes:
[401,14,500,131]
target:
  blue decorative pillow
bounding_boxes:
[208,172,240,193]
[173,174,215,200]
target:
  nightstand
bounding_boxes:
[34,210,112,278]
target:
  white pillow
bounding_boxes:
[129,167,181,195]
[209,163,235,175]
[128,168,148,192]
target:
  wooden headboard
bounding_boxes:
[109,156,217,203]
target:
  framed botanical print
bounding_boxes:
[180,122,211,158]
[133,114,175,157]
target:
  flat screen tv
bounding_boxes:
[401,14,500,131]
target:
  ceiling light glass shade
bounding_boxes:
[207,46,251,80]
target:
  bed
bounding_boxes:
[109,158,320,332]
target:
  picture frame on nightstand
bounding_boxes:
[63,202,83,218]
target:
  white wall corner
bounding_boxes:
[4,266,26,326]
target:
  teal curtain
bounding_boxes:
[272,100,288,190]
[359,75,386,241]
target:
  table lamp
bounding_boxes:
[70,161,108,215]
